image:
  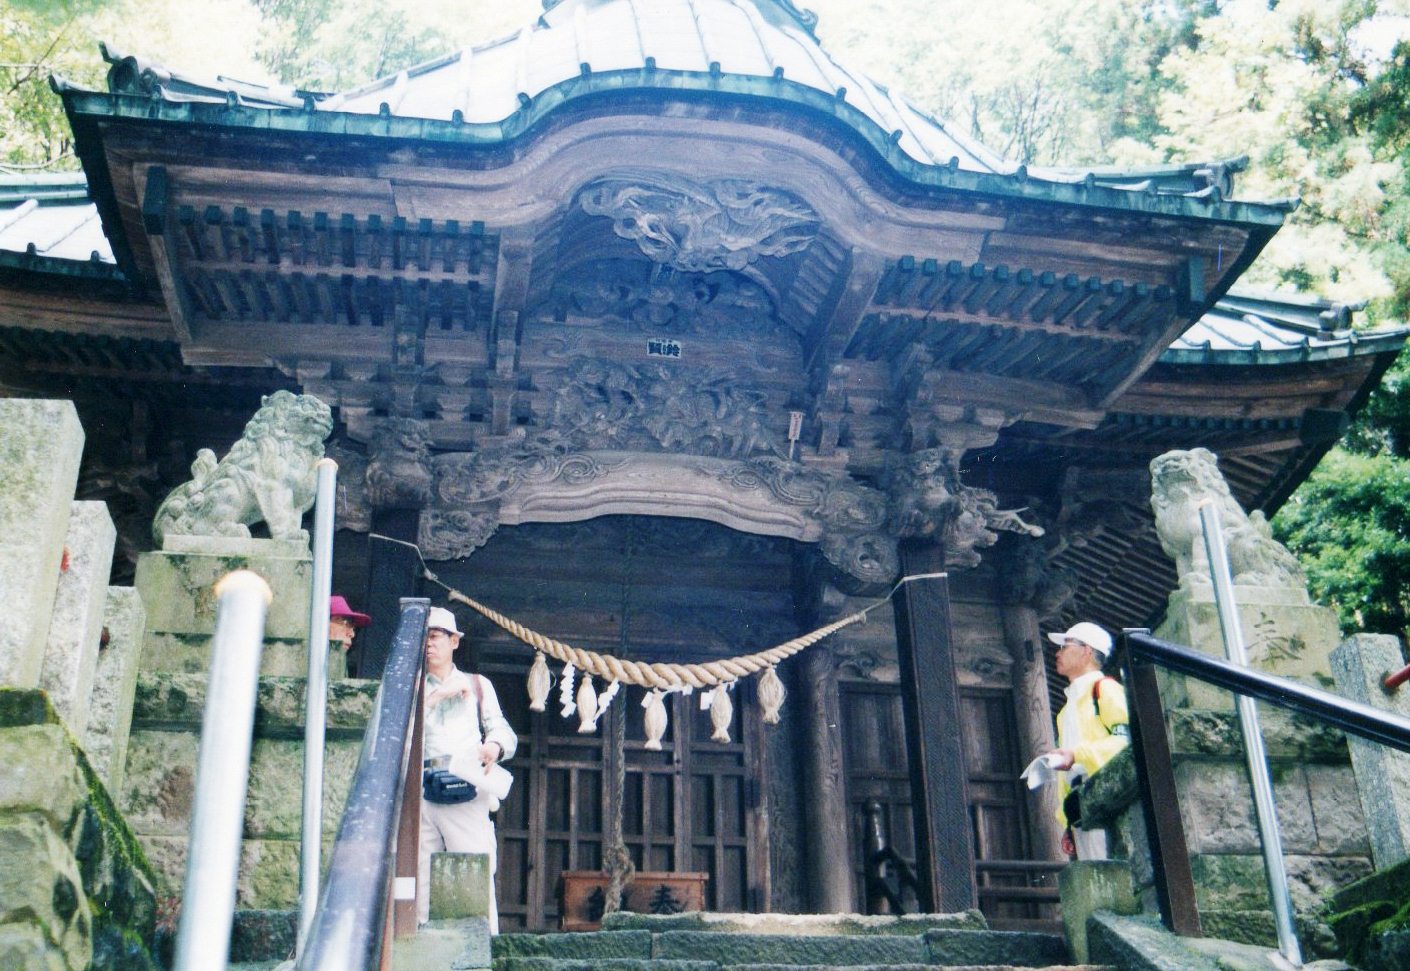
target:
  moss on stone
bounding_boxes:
[0,688,58,728]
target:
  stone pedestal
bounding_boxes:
[0,400,84,689]
[1059,860,1139,962]
[40,502,116,737]
[123,536,374,909]
[1155,586,1341,710]
[1330,634,1410,869]
[134,536,313,676]
[84,588,148,794]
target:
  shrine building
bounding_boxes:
[1,0,1405,935]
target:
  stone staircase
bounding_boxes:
[489,912,1114,971]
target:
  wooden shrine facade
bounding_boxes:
[1,0,1407,931]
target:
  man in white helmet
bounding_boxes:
[418,605,518,930]
[1046,621,1128,860]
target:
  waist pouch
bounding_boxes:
[1063,786,1084,827]
[423,768,477,805]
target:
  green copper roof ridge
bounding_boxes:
[1159,326,1409,365]
[0,248,126,281]
[58,68,1292,228]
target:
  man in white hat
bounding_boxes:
[418,605,518,930]
[1046,621,1128,860]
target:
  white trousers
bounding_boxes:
[1073,826,1108,860]
[418,798,498,932]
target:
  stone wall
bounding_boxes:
[0,399,161,969]
[121,670,376,907]
[0,690,159,971]
[1088,698,1372,956]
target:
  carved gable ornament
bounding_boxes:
[578,175,819,272]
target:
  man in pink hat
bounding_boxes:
[1045,621,1128,860]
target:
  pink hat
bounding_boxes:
[329,595,371,628]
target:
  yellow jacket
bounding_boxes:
[1055,669,1129,824]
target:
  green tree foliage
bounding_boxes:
[1273,448,1410,636]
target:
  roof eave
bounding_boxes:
[57,69,1293,229]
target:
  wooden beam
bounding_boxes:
[908,367,1106,430]
[809,250,889,370]
[179,324,393,367]
[139,165,198,343]
[892,549,976,913]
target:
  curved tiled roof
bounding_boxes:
[62,0,1294,223]
[1162,289,1409,364]
[0,173,118,278]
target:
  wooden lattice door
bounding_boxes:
[840,682,1042,927]
[489,657,758,931]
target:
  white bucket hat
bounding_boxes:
[426,606,463,636]
[1047,621,1112,658]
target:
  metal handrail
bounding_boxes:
[298,458,338,956]
[295,597,429,971]
[173,571,274,971]
[1125,631,1410,753]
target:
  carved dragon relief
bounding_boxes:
[578,174,818,273]
[885,447,1044,569]
[545,261,800,343]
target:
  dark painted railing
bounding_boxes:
[295,598,428,971]
[861,799,921,914]
[1121,629,1410,936]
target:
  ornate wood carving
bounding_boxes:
[544,260,799,342]
[886,447,1043,569]
[578,174,818,273]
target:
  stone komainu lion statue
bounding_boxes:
[1149,448,1305,591]
[152,391,334,546]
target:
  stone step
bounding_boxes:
[493,928,1068,967]
[923,929,1069,967]
[492,962,1114,971]
[492,961,717,971]
[494,929,654,961]
[229,908,297,964]
[600,911,988,935]
[650,931,929,965]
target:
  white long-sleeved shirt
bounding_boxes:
[423,667,518,765]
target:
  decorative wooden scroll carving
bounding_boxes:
[578,174,818,272]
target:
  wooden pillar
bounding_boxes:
[358,509,422,679]
[893,542,977,913]
[800,644,855,913]
[1001,603,1067,861]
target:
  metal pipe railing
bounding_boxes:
[298,458,338,957]
[295,597,429,971]
[173,570,273,971]
[1124,632,1410,753]
[1198,501,1301,967]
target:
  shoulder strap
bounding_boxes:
[1092,675,1119,704]
[1091,677,1118,730]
